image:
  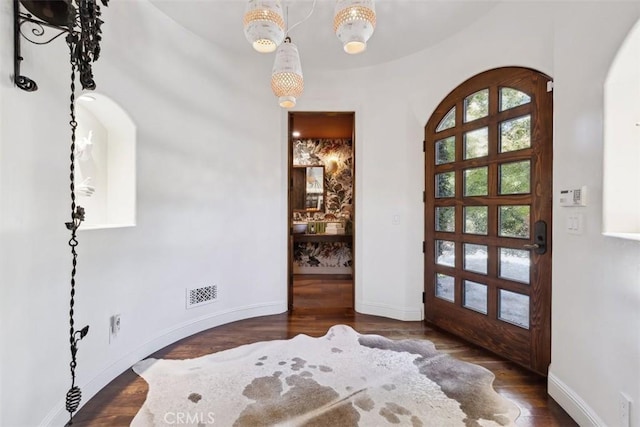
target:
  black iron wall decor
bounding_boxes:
[13,0,107,91]
[13,0,108,424]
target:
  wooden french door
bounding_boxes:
[424,67,553,375]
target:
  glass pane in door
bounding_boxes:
[436,240,455,267]
[435,207,455,232]
[464,167,488,197]
[499,248,530,284]
[463,243,487,274]
[500,115,531,152]
[435,273,455,302]
[436,107,456,132]
[436,136,455,164]
[464,89,489,122]
[464,127,488,159]
[499,289,530,329]
[500,87,531,111]
[498,205,530,238]
[435,172,455,198]
[464,280,488,314]
[463,206,488,235]
[499,161,531,194]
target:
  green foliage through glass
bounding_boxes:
[464,89,489,122]
[500,115,531,152]
[499,160,531,194]
[499,205,530,238]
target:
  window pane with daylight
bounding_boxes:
[498,205,530,238]
[464,281,488,314]
[435,273,455,302]
[464,244,488,274]
[436,240,455,267]
[464,167,488,197]
[463,206,488,235]
[500,115,531,152]
[500,87,531,111]
[435,172,455,198]
[499,160,531,194]
[499,247,530,284]
[464,89,489,122]
[436,107,456,132]
[499,289,530,329]
[435,207,455,232]
[435,136,455,165]
[464,127,488,160]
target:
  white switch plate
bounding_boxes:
[566,213,583,234]
[392,214,401,225]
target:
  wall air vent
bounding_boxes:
[186,285,218,309]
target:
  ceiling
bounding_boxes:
[148,0,500,71]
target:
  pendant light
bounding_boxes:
[333,0,376,54]
[271,37,303,108]
[243,0,285,53]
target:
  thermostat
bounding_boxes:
[559,186,587,207]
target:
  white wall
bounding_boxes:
[549,4,640,426]
[0,1,287,426]
[1,1,639,426]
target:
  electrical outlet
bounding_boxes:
[619,392,631,427]
[109,314,120,343]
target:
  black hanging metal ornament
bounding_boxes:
[14,0,108,424]
[62,2,108,422]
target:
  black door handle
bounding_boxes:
[523,220,547,254]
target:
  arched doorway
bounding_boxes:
[424,67,553,375]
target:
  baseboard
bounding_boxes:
[357,301,423,321]
[40,301,287,427]
[548,370,606,426]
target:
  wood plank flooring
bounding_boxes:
[71,279,576,426]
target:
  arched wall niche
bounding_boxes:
[76,93,136,230]
[603,18,640,240]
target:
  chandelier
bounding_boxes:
[243,0,377,108]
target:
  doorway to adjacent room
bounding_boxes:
[288,112,355,313]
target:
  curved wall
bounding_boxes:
[0,1,287,426]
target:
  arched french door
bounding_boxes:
[424,67,553,375]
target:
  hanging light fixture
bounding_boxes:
[333,0,376,55]
[243,0,285,53]
[271,37,303,108]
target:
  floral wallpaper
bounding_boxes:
[292,138,354,272]
[293,138,353,221]
[293,242,353,269]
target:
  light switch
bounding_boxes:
[566,213,583,234]
[392,214,401,225]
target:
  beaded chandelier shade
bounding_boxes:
[243,0,285,53]
[334,0,376,54]
[271,39,304,108]
[245,0,376,107]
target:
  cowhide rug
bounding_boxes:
[132,325,519,426]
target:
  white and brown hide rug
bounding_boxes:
[132,325,520,426]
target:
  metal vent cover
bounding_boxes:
[186,285,218,309]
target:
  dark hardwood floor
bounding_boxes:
[71,279,576,426]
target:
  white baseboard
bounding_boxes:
[41,301,287,427]
[548,370,606,427]
[357,301,423,321]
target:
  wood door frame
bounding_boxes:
[423,67,553,375]
[287,112,356,311]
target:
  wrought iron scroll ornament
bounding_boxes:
[13,0,108,424]
[13,0,108,91]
